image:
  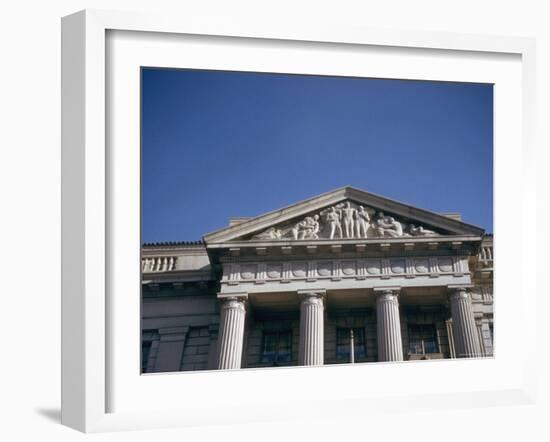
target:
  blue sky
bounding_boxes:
[141,68,493,243]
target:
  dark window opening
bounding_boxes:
[261,331,292,364]
[408,324,438,354]
[336,327,366,361]
[142,340,152,373]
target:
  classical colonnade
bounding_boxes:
[216,287,482,369]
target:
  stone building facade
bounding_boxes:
[141,187,494,373]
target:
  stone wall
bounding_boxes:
[142,284,219,373]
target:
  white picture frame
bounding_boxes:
[61,9,537,433]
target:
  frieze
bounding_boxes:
[250,200,441,241]
[223,256,468,285]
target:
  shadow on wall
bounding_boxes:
[34,408,61,423]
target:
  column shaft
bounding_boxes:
[217,297,247,369]
[376,290,403,362]
[298,292,325,366]
[449,289,482,358]
[445,318,456,358]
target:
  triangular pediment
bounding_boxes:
[203,186,484,244]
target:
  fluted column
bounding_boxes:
[375,288,403,362]
[448,287,482,358]
[216,295,247,370]
[298,290,325,366]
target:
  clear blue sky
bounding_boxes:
[142,68,493,243]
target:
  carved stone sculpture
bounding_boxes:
[408,224,437,236]
[250,201,440,241]
[252,227,282,240]
[375,213,403,237]
[292,215,320,240]
[342,202,356,238]
[355,205,370,238]
[327,207,343,239]
[304,215,320,239]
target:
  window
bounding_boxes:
[336,327,366,361]
[408,324,438,354]
[141,329,159,373]
[261,331,292,364]
[180,327,210,371]
[142,341,152,373]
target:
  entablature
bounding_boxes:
[220,254,471,295]
[208,235,482,263]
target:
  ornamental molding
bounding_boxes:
[222,256,468,285]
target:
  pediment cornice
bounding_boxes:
[203,186,485,246]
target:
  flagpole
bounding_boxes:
[350,329,355,364]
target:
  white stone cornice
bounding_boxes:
[207,235,483,252]
[306,245,318,254]
[330,244,342,253]
[355,244,366,253]
[203,186,485,244]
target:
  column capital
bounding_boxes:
[218,292,248,312]
[447,284,474,301]
[297,289,326,305]
[218,291,248,299]
[374,286,401,299]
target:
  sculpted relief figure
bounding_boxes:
[305,215,320,239]
[292,215,320,240]
[355,205,370,238]
[327,206,343,239]
[251,203,440,241]
[408,224,437,236]
[253,227,282,240]
[342,202,356,238]
[375,212,403,237]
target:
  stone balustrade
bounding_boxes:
[142,256,177,273]
[478,245,493,267]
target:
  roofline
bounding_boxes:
[202,185,351,239]
[202,185,485,243]
[142,240,204,248]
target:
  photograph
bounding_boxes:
[140,68,494,374]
